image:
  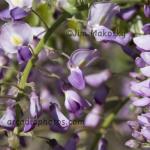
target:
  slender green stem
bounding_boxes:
[18,12,71,89]
[31,9,49,29]
[89,97,130,150]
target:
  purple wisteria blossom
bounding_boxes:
[144,4,150,18]
[63,88,91,118]
[127,28,150,148]
[67,49,99,90]
[117,5,139,21]
[0,22,33,54]
[0,104,16,130]
[87,2,120,32]
[0,0,32,21]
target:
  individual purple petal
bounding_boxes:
[87,2,120,32]
[0,8,11,21]
[98,138,108,150]
[140,66,150,77]
[133,35,150,51]
[142,23,150,34]
[18,46,32,62]
[40,88,60,112]
[137,114,150,125]
[64,134,79,150]
[30,92,42,118]
[0,107,16,130]
[49,104,70,132]
[93,25,132,46]
[0,22,33,53]
[94,85,109,105]
[68,67,85,90]
[10,7,28,20]
[133,97,150,107]
[141,52,150,65]
[144,5,150,18]
[68,49,99,68]
[125,139,140,148]
[23,118,36,132]
[84,104,102,128]
[117,5,139,21]
[141,127,150,141]
[64,89,91,116]
[135,57,146,68]
[127,121,140,130]
[130,79,150,97]
[5,0,33,10]
[85,69,111,87]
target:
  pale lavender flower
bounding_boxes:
[84,104,102,128]
[144,4,150,18]
[0,106,16,130]
[23,117,36,132]
[117,5,139,21]
[133,35,150,51]
[141,52,150,65]
[63,89,91,117]
[85,69,111,88]
[68,49,98,90]
[30,92,42,118]
[125,139,140,148]
[40,88,60,112]
[0,22,33,54]
[87,2,120,33]
[140,66,150,77]
[0,0,33,20]
[92,25,132,46]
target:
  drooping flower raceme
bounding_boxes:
[126,33,150,148]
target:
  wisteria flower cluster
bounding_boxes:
[0,0,149,150]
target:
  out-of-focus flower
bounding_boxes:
[87,2,120,33]
[0,106,16,130]
[30,92,42,118]
[85,69,111,88]
[0,22,33,54]
[0,0,33,21]
[63,89,91,117]
[23,118,36,132]
[92,25,132,46]
[64,134,79,150]
[142,23,150,34]
[40,88,60,112]
[94,84,109,105]
[84,104,102,128]
[68,49,99,90]
[133,35,150,51]
[130,79,150,97]
[98,138,108,150]
[144,4,150,18]
[125,139,140,149]
[117,5,139,21]
[49,104,70,132]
